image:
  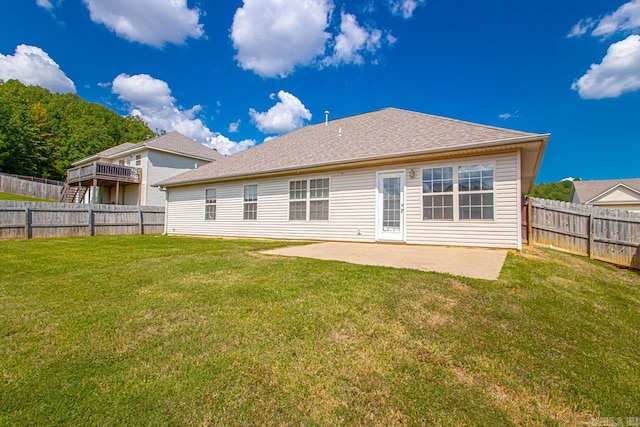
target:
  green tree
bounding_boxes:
[528,179,580,201]
[0,79,154,180]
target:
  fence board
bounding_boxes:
[0,201,164,239]
[527,197,640,269]
[0,173,63,200]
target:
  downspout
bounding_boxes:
[162,187,169,235]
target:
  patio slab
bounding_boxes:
[261,242,508,280]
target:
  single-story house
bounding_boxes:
[158,108,549,249]
[62,132,222,206]
[570,179,640,212]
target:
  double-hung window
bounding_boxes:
[288,178,330,221]
[458,163,494,220]
[205,189,216,220]
[422,167,454,220]
[243,184,258,220]
[289,180,307,220]
[309,178,329,220]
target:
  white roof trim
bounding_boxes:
[585,183,640,204]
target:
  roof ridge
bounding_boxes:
[309,107,537,137]
[384,107,537,136]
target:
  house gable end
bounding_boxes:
[587,184,640,204]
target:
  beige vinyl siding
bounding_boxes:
[592,187,640,204]
[167,170,376,242]
[166,151,521,248]
[146,151,209,207]
[404,152,519,248]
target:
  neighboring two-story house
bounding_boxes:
[62,132,221,206]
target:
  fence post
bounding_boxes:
[24,207,32,239]
[588,213,594,259]
[527,199,533,246]
[88,208,94,236]
[138,207,144,235]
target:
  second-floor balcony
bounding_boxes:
[66,162,141,185]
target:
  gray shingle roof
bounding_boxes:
[95,142,136,158]
[141,132,223,161]
[159,108,547,187]
[571,179,640,203]
[78,131,222,164]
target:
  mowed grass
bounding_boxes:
[0,191,54,202]
[1,236,639,426]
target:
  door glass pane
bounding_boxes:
[383,177,401,232]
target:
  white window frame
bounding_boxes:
[243,184,258,221]
[288,178,330,221]
[458,162,495,221]
[421,166,454,221]
[421,161,495,222]
[135,154,141,166]
[288,180,307,221]
[309,178,330,221]
[205,188,216,221]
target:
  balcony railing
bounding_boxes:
[66,162,141,184]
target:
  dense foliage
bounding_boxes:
[0,79,153,181]
[528,179,579,201]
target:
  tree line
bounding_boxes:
[528,179,579,202]
[0,79,153,181]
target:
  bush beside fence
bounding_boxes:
[0,201,165,239]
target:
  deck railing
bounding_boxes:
[66,162,140,184]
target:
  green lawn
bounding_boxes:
[1,236,639,426]
[0,191,54,202]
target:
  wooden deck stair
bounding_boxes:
[60,184,88,203]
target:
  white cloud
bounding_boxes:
[498,111,519,120]
[231,0,332,78]
[569,1,640,38]
[0,44,75,93]
[567,18,595,38]
[97,81,111,88]
[249,91,312,134]
[36,0,53,11]
[592,0,640,37]
[572,35,640,99]
[389,0,425,19]
[228,119,241,133]
[323,13,383,66]
[83,0,204,48]
[111,73,253,156]
[206,134,256,156]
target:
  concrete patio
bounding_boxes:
[261,242,508,280]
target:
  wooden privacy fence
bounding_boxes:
[525,197,640,269]
[0,201,165,239]
[0,173,63,200]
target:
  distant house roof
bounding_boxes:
[570,179,640,203]
[158,108,549,191]
[72,131,222,166]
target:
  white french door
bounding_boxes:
[377,171,405,242]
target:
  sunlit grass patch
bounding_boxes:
[1,236,638,425]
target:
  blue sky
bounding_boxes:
[1,0,639,183]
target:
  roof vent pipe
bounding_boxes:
[324,111,329,126]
